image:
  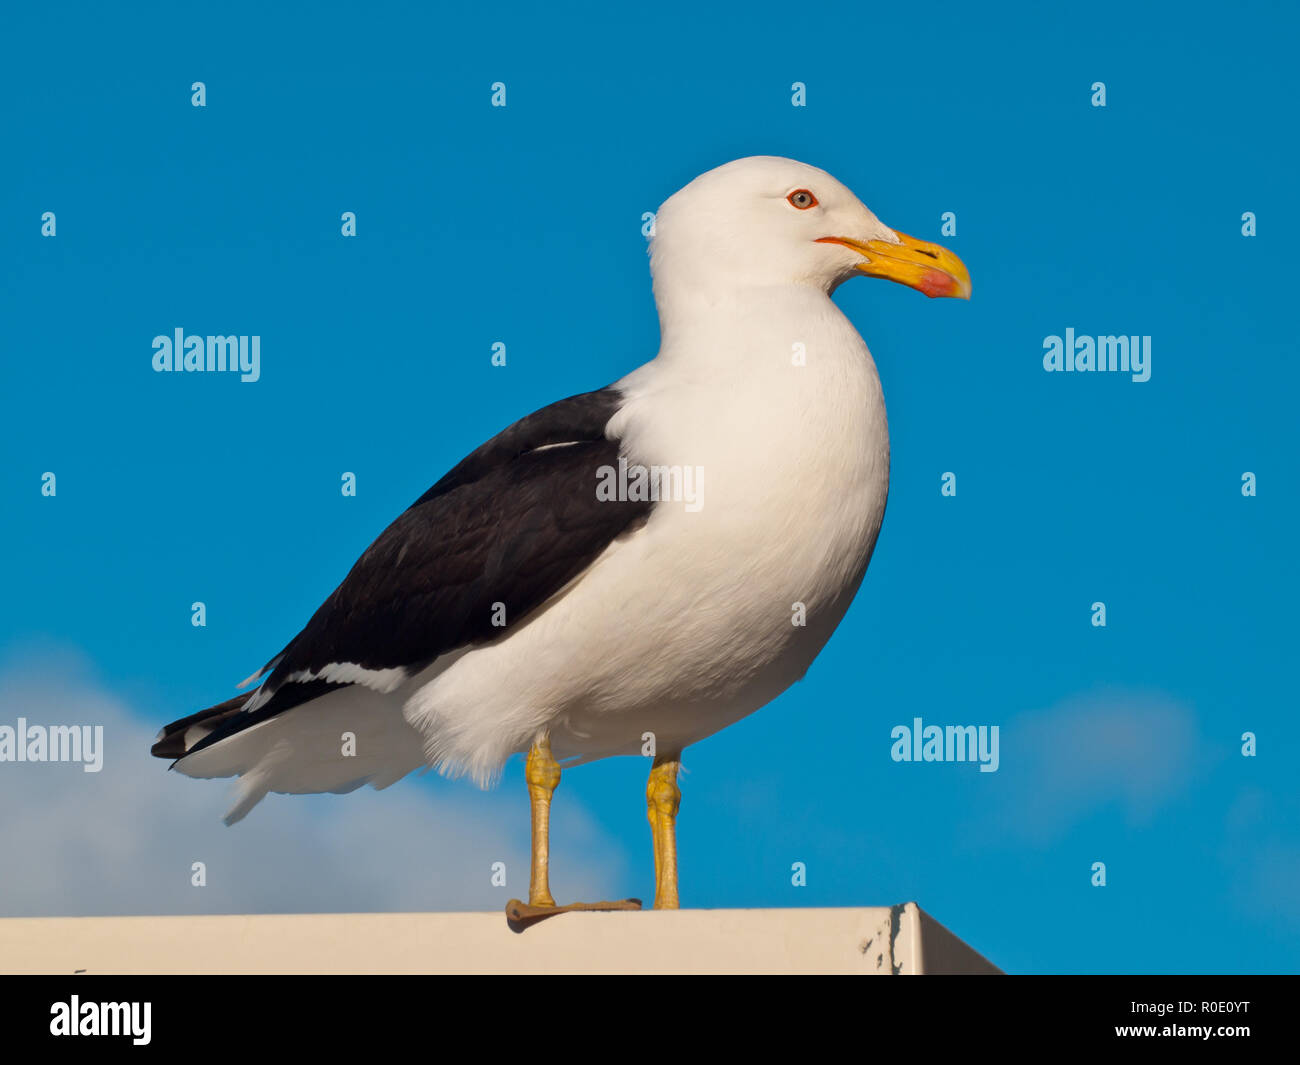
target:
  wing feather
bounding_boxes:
[171,386,649,758]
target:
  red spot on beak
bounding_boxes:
[919,268,959,299]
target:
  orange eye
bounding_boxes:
[787,189,818,209]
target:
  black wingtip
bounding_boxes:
[151,692,252,760]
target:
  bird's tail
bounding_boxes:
[151,694,249,760]
[152,684,429,825]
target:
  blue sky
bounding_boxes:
[1,1,1297,973]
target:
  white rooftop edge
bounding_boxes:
[0,903,1001,975]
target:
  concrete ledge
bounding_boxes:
[0,903,1000,975]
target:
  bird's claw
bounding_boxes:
[505,897,642,931]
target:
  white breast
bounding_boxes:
[404,287,890,782]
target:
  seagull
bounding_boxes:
[152,156,970,916]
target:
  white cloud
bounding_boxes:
[1222,787,1300,930]
[980,689,1208,844]
[0,654,626,917]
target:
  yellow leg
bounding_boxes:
[505,737,644,928]
[646,755,681,909]
[526,735,561,908]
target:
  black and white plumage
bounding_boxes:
[154,155,970,826]
[153,387,652,821]
[156,389,645,750]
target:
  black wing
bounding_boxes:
[157,386,650,758]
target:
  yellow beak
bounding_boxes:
[816,231,971,299]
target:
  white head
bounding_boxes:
[650,156,970,303]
